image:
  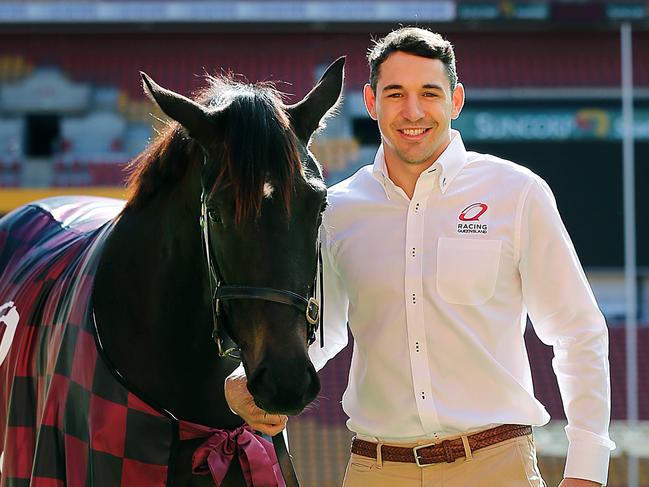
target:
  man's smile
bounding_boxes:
[397,127,432,140]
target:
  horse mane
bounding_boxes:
[125,75,302,224]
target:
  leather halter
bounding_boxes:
[200,196,324,361]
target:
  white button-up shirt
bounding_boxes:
[310,130,615,485]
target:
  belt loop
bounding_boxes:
[461,435,473,462]
[376,441,384,469]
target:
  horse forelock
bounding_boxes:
[204,79,303,226]
[124,75,304,224]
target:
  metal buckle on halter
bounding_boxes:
[213,329,242,361]
[413,442,438,467]
[306,297,320,325]
[219,346,242,361]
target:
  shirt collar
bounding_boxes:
[435,129,468,194]
[371,144,388,194]
[370,144,398,200]
[371,129,468,197]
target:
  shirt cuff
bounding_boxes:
[564,438,613,485]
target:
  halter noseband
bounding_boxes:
[200,197,324,361]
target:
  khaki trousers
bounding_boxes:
[342,434,545,487]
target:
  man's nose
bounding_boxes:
[402,96,424,122]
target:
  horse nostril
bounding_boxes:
[247,360,320,413]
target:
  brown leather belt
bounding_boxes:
[351,424,532,467]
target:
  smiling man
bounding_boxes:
[226,27,615,487]
[363,46,464,198]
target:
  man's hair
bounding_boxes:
[367,27,458,92]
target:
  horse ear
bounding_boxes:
[287,57,345,142]
[140,72,221,148]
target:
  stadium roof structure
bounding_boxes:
[0,0,648,30]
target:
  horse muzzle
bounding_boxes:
[246,358,320,415]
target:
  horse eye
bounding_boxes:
[207,208,222,224]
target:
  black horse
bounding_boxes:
[0,59,344,487]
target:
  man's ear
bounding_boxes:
[451,83,465,120]
[363,84,378,121]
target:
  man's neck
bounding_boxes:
[385,159,430,200]
[383,138,450,200]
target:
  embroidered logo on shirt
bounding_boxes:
[457,203,488,234]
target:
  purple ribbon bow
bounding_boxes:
[179,420,286,487]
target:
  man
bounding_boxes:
[225,27,615,486]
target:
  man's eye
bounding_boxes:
[423,92,438,97]
[387,93,402,98]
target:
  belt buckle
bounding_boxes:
[413,442,437,467]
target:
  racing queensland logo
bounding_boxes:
[457,203,489,234]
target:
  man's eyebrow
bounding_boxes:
[382,83,445,91]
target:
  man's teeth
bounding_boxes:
[402,128,426,136]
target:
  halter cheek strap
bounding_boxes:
[200,198,324,362]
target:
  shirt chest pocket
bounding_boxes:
[436,237,502,305]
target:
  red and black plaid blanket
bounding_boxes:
[0,197,283,487]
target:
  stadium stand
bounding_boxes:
[0,117,23,187]
[1,31,648,97]
[2,31,648,188]
[52,111,129,186]
[5,29,647,184]
[0,55,32,83]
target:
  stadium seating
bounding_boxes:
[0,118,24,187]
[52,111,130,186]
[2,31,648,103]
[0,55,32,83]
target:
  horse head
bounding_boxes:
[139,59,344,415]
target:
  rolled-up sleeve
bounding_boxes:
[308,221,349,372]
[518,177,616,485]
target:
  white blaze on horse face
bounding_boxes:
[0,301,20,367]
[263,182,274,199]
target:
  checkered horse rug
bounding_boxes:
[0,197,284,487]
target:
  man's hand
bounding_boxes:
[559,478,602,487]
[224,368,288,436]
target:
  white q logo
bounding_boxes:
[0,301,19,367]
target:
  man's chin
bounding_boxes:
[396,150,437,166]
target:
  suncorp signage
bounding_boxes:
[454,108,649,141]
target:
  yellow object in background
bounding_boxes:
[0,187,127,215]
